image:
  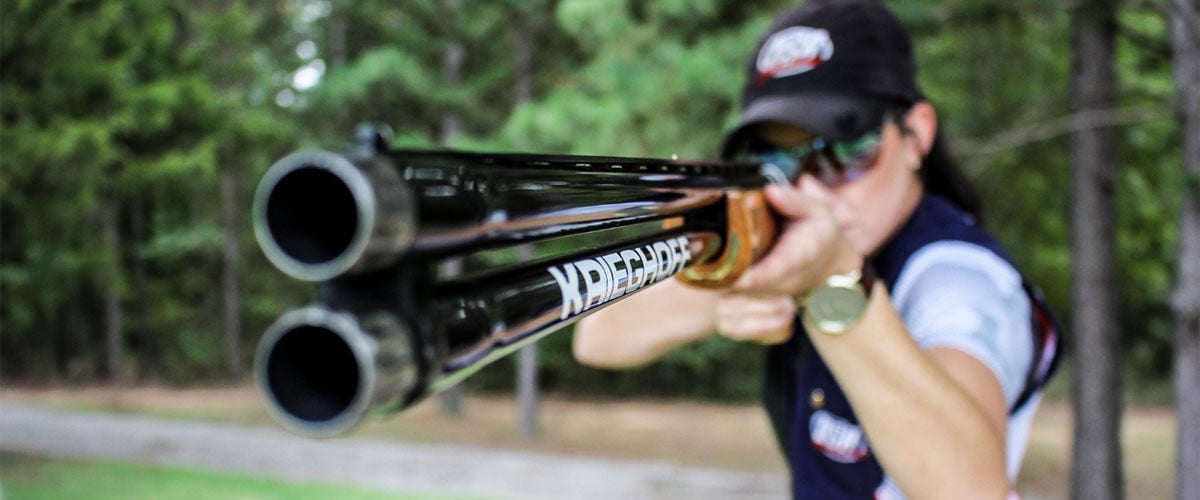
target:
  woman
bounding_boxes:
[572,1,1059,498]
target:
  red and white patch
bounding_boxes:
[756,26,834,80]
[809,409,869,463]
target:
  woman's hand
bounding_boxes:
[714,291,795,345]
[712,177,864,345]
[733,178,862,298]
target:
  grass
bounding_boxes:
[0,383,1178,500]
[0,452,465,500]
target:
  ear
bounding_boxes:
[903,101,937,157]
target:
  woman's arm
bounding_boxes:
[572,278,722,368]
[810,285,1010,499]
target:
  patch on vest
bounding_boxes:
[809,409,869,463]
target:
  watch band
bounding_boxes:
[795,266,876,307]
[798,265,877,335]
[858,265,877,297]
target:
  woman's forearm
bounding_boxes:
[573,279,721,368]
[808,284,1010,499]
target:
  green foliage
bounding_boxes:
[1,0,302,382]
[1109,4,1181,378]
[897,1,1182,385]
[500,0,779,158]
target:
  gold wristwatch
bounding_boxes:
[799,268,876,335]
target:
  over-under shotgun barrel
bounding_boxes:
[253,132,782,437]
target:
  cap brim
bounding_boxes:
[720,93,889,159]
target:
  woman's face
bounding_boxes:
[752,105,930,256]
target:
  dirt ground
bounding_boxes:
[0,384,1177,499]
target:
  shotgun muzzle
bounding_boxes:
[254,306,421,437]
[253,150,415,281]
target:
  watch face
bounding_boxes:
[806,285,868,334]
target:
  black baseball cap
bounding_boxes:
[721,0,923,158]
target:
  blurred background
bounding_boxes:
[0,0,1193,499]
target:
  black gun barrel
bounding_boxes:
[254,150,417,281]
[255,306,421,437]
[253,148,766,282]
[253,144,781,436]
[256,228,725,437]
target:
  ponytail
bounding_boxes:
[920,128,983,224]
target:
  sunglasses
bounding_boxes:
[746,129,885,187]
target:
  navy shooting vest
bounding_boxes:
[761,194,1061,499]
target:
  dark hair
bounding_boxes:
[920,129,983,224]
[889,105,983,224]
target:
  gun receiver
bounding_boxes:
[253,128,783,437]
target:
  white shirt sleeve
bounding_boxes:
[889,241,1035,407]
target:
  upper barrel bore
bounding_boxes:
[253,150,414,282]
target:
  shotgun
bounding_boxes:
[253,125,787,437]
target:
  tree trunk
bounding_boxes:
[440,48,463,143]
[440,256,465,416]
[328,4,347,70]
[220,168,244,378]
[440,0,464,145]
[1068,1,1123,498]
[436,0,466,415]
[129,196,150,352]
[516,338,540,438]
[65,292,91,379]
[100,197,124,382]
[511,6,540,439]
[1168,1,1200,499]
[512,8,533,112]
[515,247,540,437]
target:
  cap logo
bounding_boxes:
[756,26,834,80]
